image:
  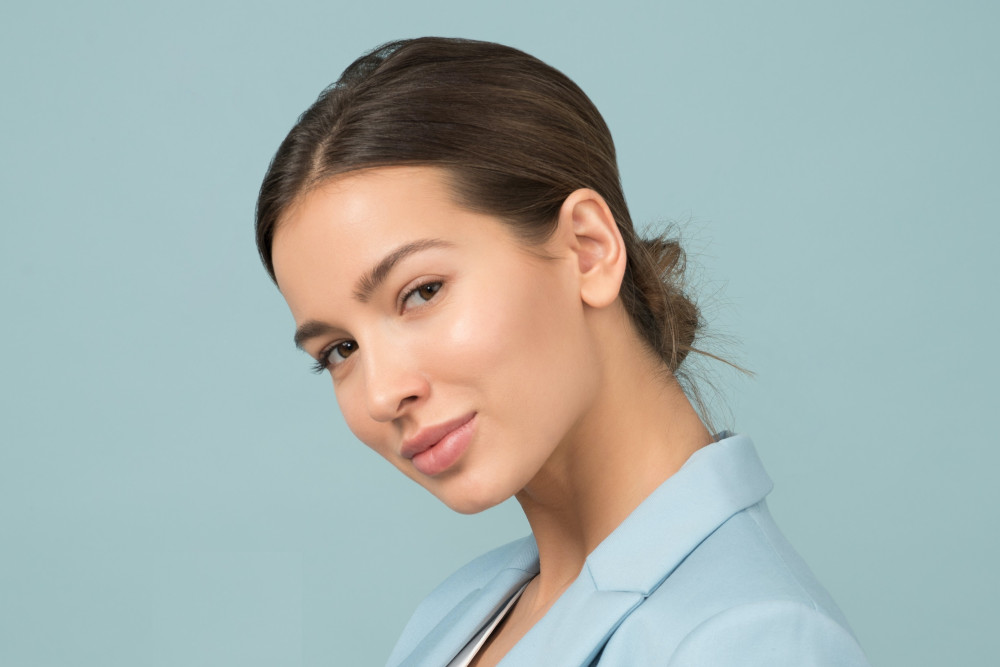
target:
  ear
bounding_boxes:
[556,188,627,308]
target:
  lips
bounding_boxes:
[401,412,477,476]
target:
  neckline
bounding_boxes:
[447,579,531,667]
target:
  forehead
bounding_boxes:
[279,165,461,240]
[270,166,515,314]
[275,167,449,263]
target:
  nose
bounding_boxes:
[362,337,429,422]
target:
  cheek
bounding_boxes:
[439,265,595,409]
[334,381,391,458]
[433,281,549,376]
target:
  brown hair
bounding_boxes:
[256,37,703,375]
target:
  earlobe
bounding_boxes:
[557,189,627,309]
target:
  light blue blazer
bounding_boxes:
[386,435,870,666]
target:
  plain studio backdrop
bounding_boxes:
[1,1,997,665]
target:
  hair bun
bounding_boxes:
[630,236,700,370]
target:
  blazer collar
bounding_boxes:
[396,434,772,666]
[505,434,773,664]
[586,433,772,594]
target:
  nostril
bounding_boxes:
[364,367,429,422]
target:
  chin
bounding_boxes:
[431,476,515,515]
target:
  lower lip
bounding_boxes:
[410,414,477,477]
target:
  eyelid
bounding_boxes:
[311,339,355,374]
[398,277,445,312]
[308,275,446,374]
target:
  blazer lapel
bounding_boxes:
[397,563,537,667]
[502,435,773,666]
[500,571,644,666]
[397,435,772,666]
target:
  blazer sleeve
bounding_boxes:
[665,601,871,667]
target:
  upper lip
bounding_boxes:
[401,412,476,459]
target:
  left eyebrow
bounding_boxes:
[292,238,454,350]
[352,238,454,303]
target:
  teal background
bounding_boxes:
[2,1,997,665]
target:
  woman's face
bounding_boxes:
[271,166,604,513]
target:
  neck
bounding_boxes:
[513,326,712,611]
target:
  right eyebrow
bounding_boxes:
[294,320,338,351]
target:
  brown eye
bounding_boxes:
[311,340,358,374]
[402,281,443,309]
[334,341,358,360]
[417,283,441,300]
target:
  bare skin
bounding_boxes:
[468,327,710,666]
[271,166,712,666]
[468,180,711,665]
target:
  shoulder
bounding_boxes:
[600,501,869,665]
[662,600,870,666]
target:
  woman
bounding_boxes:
[256,37,869,666]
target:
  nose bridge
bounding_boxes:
[362,328,426,421]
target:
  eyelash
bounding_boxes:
[310,280,444,374]
[311,341,356,374]
[399,280,443,310]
